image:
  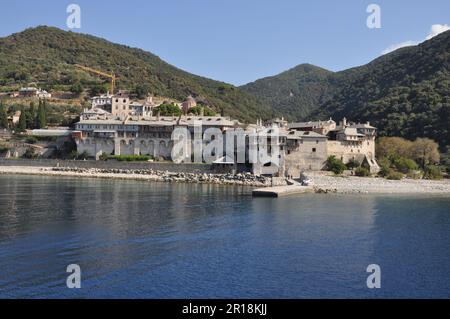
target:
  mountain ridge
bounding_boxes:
[241,30,450,149]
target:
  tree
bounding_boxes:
[376,137,413,159]
[90,85,107,97]
[0,100,8,129]
[153,103,182,116]
[26,101,36,129]
[188,106,216,116]
[37,99,47,129]
[17,107,27,132]
[70,82,83,96]
[326,156,346,175]
[133,84,150,99]
[410,138,440,168]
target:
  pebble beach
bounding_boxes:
[1,165,449,195]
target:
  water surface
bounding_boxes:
[0,175,449,298]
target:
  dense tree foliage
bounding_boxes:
[153,103,182,116]
[0,26,271,123]
[188,106,216,116]
[376,137,442,179]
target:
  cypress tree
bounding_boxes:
[0,100,8,129]
[18,107,27,132]
[27,101,36,129]
[38,99,47,129]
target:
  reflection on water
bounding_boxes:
[0,175,449,298]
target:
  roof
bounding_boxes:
[338,127,365,136]
[288,119,335,129]
[291,130,327,138]
[349,123,376,129]
[76,116,238,127]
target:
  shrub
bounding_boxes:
[386,171,403,180]
[406,170,423,179]
[22,148,38,159]
[326,156,346,175]
[355,167,371,177]
[377,157,391,177]
[392,156,419,173]
[423,165,443,180]
[25,136,38,144]
[0,144,9,153]
[76,151,90,160]
[99,152,109,161]
[346,158,360,169]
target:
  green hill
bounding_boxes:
[0,26,271,123]
[241,64,337,120]
[242,31,450,149]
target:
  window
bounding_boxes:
[312,148,316,152]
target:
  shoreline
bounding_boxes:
[0,165,449,195]
[0,166,271,187]
[304,171,450,195]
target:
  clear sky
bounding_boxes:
[1,0,449,85]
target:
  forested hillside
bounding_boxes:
[0,26,271,122]
[242,31,450,149]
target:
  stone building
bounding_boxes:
[74,113,238,161]
[73,93,379,176]
[287,117,379,174]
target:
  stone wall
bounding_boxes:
[327,138,375,164]
[285,138,327,177]
[0,158,215,174]
[76,137,174,160]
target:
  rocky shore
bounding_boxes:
[0,166,449,195]
[0,166,272,187]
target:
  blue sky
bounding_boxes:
[1,0,449,85]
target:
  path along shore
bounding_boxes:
[0,166,449,195]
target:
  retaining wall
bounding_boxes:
[0,158,215,174]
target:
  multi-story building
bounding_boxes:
[74,113,239,160]
[73,93,379,176]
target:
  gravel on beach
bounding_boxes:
[1,166,449,195]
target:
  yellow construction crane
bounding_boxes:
[74,64,117,94]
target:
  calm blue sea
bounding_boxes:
[0,175,449,298]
